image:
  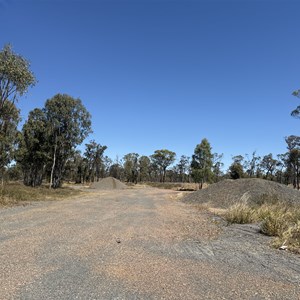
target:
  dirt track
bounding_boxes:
[0,186,299,299]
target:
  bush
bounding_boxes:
[224,201,300,253]
[225,203,256,224]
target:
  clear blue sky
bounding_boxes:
[1,0,300,169]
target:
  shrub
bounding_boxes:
[225,203,256,224]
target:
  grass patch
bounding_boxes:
[143,182,198,191]
[0,182,81,206]
[225,201,300,253]
[225,203,256,224]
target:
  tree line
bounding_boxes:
[1,44,300,189]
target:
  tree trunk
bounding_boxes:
[50,140,57,189]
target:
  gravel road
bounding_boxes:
[0,186,299,299]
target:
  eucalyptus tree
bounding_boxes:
[191,138,213,189]
[228,155,245,179]
[45,94,92,188]
[176,155,190,182]
[260,153,277,180]
[285,135,300,189]
[0,102,19,182]
[17,108,49,187]
[138,155,150,182]
[84,140,107,182]
[123,153,139,183]
[212,153,223,182]
[244,151,261,178]
[0,44,36,112]
[0,44,35,181]
[150,149,176,182]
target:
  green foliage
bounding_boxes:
[0,102,20,176]
[150,149,176,182]
[45,94,92,188]
[0,44,35,180]
[84,140,107,182]
[191,138,213,188]
[139,155,150,182]
[0,44,36,107]
[291,89,300,118]
[229,162,244,179]
[123,153,139,183]
[176,155,190,182]
[17,94,92,188]
[17,108,49,186]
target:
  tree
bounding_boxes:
[0,44,35,184]
[16,108,49,187]
[291,89,300,117]
[244,151,261,178]
[212,153,223,182]
[138,155,150,182]
[150,149,176,182]
[0,102,20,183]
[0,44,36,112]
[176,155,190,182]
[45,94,92,188]
[191,138,213,189]
[123,153,139,183]
[84,140,107,182]
[260,153,277,180]
[285,135,300,189]
[228,155,244,179]
[229,162,244,179]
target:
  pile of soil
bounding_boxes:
[90,177,127,190]
[183,178,300,208]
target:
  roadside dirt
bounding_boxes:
[0,186,299,299]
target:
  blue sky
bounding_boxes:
[1,0,300,169]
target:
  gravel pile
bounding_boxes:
[90,177,127,190]
[183,178,300,208]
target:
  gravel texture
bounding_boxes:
[89,177,127,190]
[183,178,300,208]
[0,186,299,299]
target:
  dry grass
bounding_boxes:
[0,182,80,206]
[225,201,300,253]
[144,182,199,191]
[225,203,256,224]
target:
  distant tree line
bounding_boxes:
[1,44,300,189]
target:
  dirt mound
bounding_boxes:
[90,177,127,190]
[183,178,300,208]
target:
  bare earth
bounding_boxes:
[0,186,299,299]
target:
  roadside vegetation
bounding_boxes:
[225,202,300,253]
[0,182,80,206]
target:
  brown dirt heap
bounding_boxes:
[90,177,127,190]
[183,178,300,208]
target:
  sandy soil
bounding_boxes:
[0,186,299,299]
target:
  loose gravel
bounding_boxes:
[0,186,299,299]
[183,178,300,208]
[89,177,127,190]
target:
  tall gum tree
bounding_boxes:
[191,138,213,189]
[0,44,36,111]
[150,149,176,182]
[45,94,92,188]
[0,44,35,181]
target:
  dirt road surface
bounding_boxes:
[0,187,299,299]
